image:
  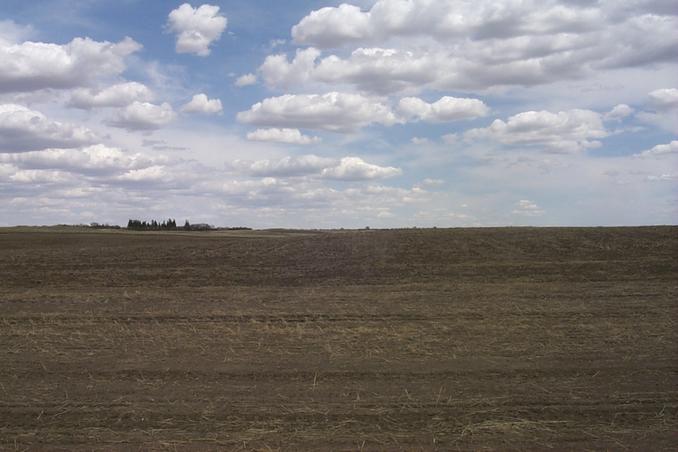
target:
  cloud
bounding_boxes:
[646,173,677,182]
[410,137,431,145]
[291,3,371,48]
[398,96,489,122]
[420,178,444,187]
[141,139,187,152]
[246,128,320,145]
[181,93,222,114]
[635,141,678,158]
[465,109,608,153]
[0,144,158,174]
[260,47,322,90]
[167,3,227,56]
[235,73,257,87]
[260,44,581,94]
[260,47,441,94]
[292,1,673,51]
[604,104,634,121]
[201,177,420,218]
[291,1,604,48]
[636,87,678,133]
[8,168,75,184]
[648,88,678,109]
[115,165,169,182]
[234,155,401,181]
[236,154,336,177]
[68,82,153,109]
[321,157,402,181]
[108,102,176,131]
[599,14,678,69]
[237,92,399,132]
[347,184,426,204]
[0,20,34,44]
[0,104,97,152]
[442,133,458,144]
[0,36,141,93]
[265,2,678,94]
[512,199,544,216]
[0,140,199,197]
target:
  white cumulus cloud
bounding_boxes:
[9,168,74,184]
[246,128,320,145]
[236,155,337,177]
[181,93,222,114]
[0,104,97,152]
[234,155,401,181]
[635,141,678,158]
[398,96,489,122]
[260,47,442,94]
[291,0,668,51]
[410,137,431,145]
[291,3,371,49]
[115,165,169,182]
[235,73,257,87]
[167,3,227,56]
[0,20,34,44]
[465,109,608,153]
[109,102,176,131]
[321,157,402,181]
[0,144,158,174]
[512,199,545,216]
[637,88,678,134]
[237,92,399,132]
[604,104,634,121]
[0,36,141,93]
[267,1,678,94]
[69,82,153,109]
[648,88,678,110]
[260,47,322,90]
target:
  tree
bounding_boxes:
[125,218,200,231]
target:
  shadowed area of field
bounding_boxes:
[1,227,677,450]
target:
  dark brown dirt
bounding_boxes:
[0,227,677,450]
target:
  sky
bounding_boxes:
[0,0,676,228]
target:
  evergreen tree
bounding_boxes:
[125,217,203,231]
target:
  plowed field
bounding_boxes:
[1,227,676,450]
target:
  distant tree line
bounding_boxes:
[88,223,121,229]
[127,218,180,230]
[126,219,251,231]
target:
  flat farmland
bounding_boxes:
[0,227,677,450]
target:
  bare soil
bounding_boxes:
[0,227,677,450]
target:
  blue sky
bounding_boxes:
[1,0,676,228]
